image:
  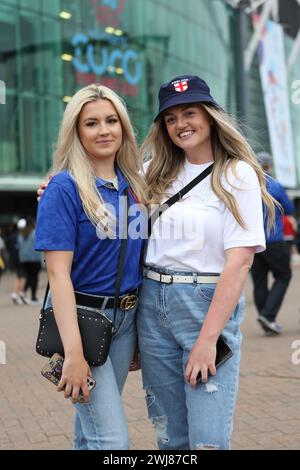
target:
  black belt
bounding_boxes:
[75,290,138,311]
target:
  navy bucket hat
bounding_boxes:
[154,75,220,121]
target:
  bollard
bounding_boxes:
[0,340,6,364]
[0,80,6,104]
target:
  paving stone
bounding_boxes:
[1,269,300,450]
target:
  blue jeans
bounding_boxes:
[45,296,137,450]
[136,268,244,450]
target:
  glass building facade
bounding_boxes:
[0,0,299,223]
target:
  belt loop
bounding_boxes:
[144,265,150,277]
[100,297,109,310]
[193,273,197,285]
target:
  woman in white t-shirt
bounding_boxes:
[137,75,276,450]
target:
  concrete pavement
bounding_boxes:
[0,267,300,450]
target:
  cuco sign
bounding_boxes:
[71,32,142,86]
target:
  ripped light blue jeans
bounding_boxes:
[136,267,244,450]
[45,296,137,450]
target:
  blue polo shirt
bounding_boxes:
[35,168,147,296]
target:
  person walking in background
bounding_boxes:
[282,214,300,266]
[283,214,297,249]
[296,216,300,255]
[0,229,6,283]
[251,151,294,335]
[18,217,43,305]
[35,84,147,450]
[8,219,27,304]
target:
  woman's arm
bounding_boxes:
[185,246,256,387]
[45,250,90,402]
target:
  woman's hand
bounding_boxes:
[129,347,141,372]
[37,182,48,202]
[184,338,217,387]
[57,353,91,403]
[37,174,52,202]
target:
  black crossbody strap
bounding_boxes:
[148,163,213,238]
[41,188,131,322]
[42,283,50,312]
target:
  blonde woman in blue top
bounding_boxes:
[35,84,147,450]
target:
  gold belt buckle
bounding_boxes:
[120,294,138,311]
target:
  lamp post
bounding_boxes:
[236,2,249,132]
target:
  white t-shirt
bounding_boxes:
[144,159,265,273]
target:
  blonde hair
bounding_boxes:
[142,104,276,232]
[50,84,147,228]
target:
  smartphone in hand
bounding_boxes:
[41,353,96,402]
[196,336,233,383]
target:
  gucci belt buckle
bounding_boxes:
[120,294,138,311]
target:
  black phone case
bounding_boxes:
[196,336,233,383]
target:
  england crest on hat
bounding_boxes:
[173,80,188,92]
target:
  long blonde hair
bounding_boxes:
[142,104,276,231]
[50,84,147,227]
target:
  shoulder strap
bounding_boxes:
[41,283,50,312]
[148,163,213,238]
[113,188,130,316]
